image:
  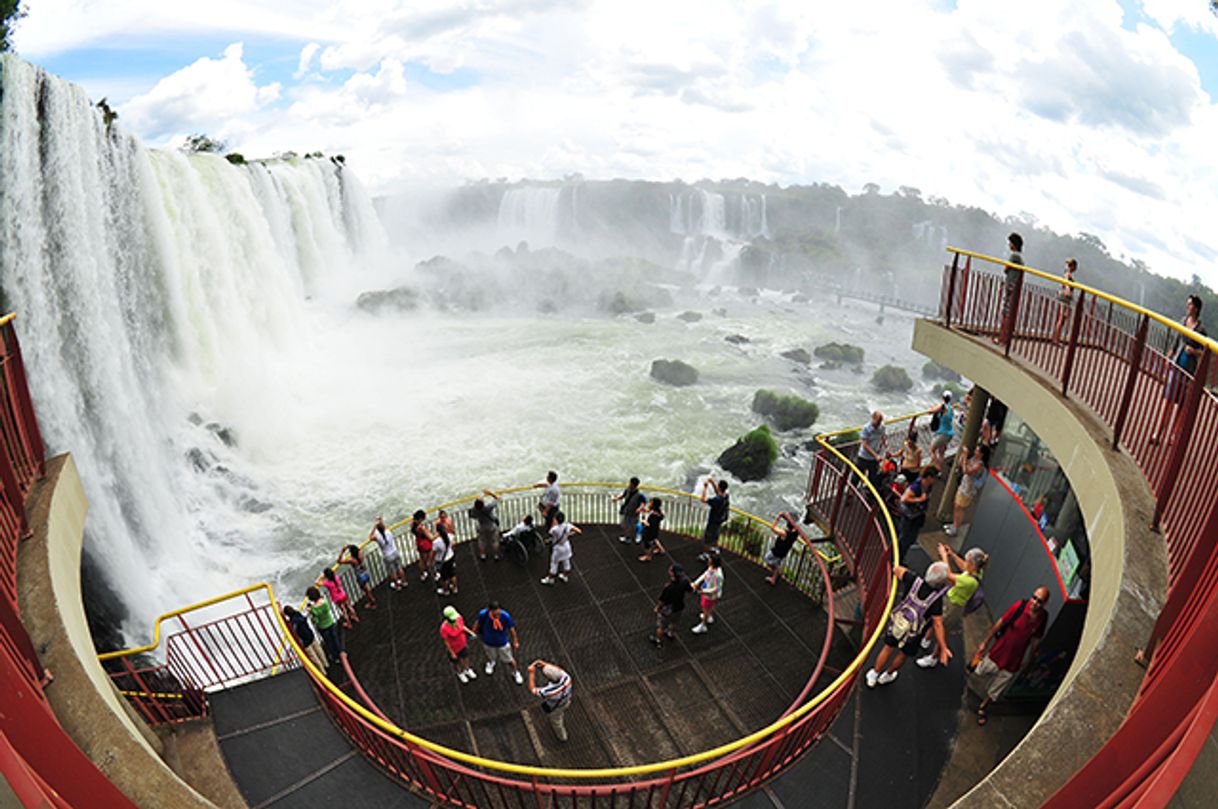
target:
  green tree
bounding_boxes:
[1,0,25,52]
[182,134,227,153]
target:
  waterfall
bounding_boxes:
[0,56,386,636]
[668,188,768,275]
[496,186,563,249]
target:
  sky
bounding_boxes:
[10,0,1218,284]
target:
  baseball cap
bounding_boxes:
[442,606,460,623]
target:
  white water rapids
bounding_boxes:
[0,56,936,643]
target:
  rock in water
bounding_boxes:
[677,311,703,323]
[356,287,420,314]
[813,342,865,365]
[780,348,811,365]
[650,359,699,386]
[724,334,750,344]
[872,365,914,392]
[751,390,819,431]
[717,425,778,481]
[635,312,656,324]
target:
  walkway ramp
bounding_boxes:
[211,669,427,809]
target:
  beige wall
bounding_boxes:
[913,321,1168,807]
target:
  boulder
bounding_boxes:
[813,342,865,365]
[635,311,656,324]
[355,287,420,314]
[751,390,820,431]
[781,348,811,365]
[725,334,750,344]
[677,311,703,323]
[650,359,699,387]
[922,360,961,382]
[872,365,914,392]
[717,425,779,481]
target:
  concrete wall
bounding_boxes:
[17,454,219,809]
[912,320,1168,808]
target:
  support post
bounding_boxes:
[1112,314,1149,450]
[1153,350,1210,530]
[944,252,959,328]
[1061,291,1086,399]
[935,387,989,524]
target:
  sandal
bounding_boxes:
[977,707,988,726]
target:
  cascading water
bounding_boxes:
[0,55,385,637]
[495,186,563,250]
[669,188,768,277]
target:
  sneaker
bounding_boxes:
[697,552,709,562]
[920,635,933,650]
[464,668,476,680]
[865,669,879,689]
[692,623,708,634]
[635,536,642,544]
[665,632,676,640]
[618,536,629,544]
[648,635,662,647]
[420,573,428,582]
[436,588,448,595]
[877,670,899,686]
[457,671,469,683]
[557,573,569,583]
[513,670,524,685]
[485,661,495,675]
[916,655,938,669]
[479,555,487,561]
[540,576,555,586]
[944,526,958,537]
[434,572,441,581]
[493,555,501,562]
[706,615,715,625]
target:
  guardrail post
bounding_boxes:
[943,252,959,328]
[1153,350,1211,530]
[1112,313,1149,450]
[4,326,45,479]
[1061,291,1086,399]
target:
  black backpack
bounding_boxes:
[930,408,942,432]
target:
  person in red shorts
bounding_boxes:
[411,509,436,583]
[973,586,1050,725]
[440,606,478,684]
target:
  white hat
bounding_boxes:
[895,474,908,485]
[942,390,953,401]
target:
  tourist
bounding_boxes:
[637,496,666,562]
[1151,295,1208,446]
[945,444,989,537]
[306,586,343,667]
[997,232,1024,345]
[699,479,731,559]
[337,544,375,609]
[1052,258,1078,344]
[690,553,725,634]
[764,512,801,586]
[474,601,523,684]
[502,513,538,551]
[650,563,688,646]
[916,544,988,669]
[890,473,909,500]
[855,410,887,488]
[370,516,406,591]
[439,605,478,684]
[528,659,573,742]
[534,471,561,529]
[434,509,456,550]
[283,604,327,673]
[929,391,955,470]
[469,489,502,562]
[432,524,458,595]
[982,399,1008,448]
[897,428,922,477]
[865,560,951,687]
[540,510,581,585]
[974,587,1051,725]
[410,509,436,583]
[318,567,358,629]
[612,476,648,544]
[896,466,939,557]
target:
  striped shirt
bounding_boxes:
[533,665,572,708]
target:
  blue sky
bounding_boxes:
[9,0,1218,283]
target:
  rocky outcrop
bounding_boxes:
[752,390,819,431]
[717,425,778,481]
[650,359,699,386]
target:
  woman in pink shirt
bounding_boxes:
[319,567,358,629]
[440,606,478,683]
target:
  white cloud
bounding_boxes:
[23,0,1218,284]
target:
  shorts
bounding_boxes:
[764,550,788,568]
[656,607,680,632]
[484,643,514,663]
[1164,365,1191,405]
[954,490,974,510]
[704,521,722,546]
[931,433,951,449]
[416,539,433,555]
[357,570,371,587]
[440,559,456,579]
[384,554,402,572]
[448,646,468,662]
[974,655,1016,702]
[699,595,718,612]
[882,630,922,657]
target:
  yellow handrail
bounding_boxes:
[947,247,1218,355]
[816,406,939,442]
[0,313,15,328]
[101,476,895,779]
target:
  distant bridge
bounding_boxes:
[827,286,938,317]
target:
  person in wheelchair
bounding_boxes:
[500,514,542,564]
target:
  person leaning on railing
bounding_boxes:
[1151,294,1208,446]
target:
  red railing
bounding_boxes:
[936,248,1218,808]
[99,589,298,727]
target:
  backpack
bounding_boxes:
[886,577,946,645]
[994,599,1031,639]
[930,409,942,432]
